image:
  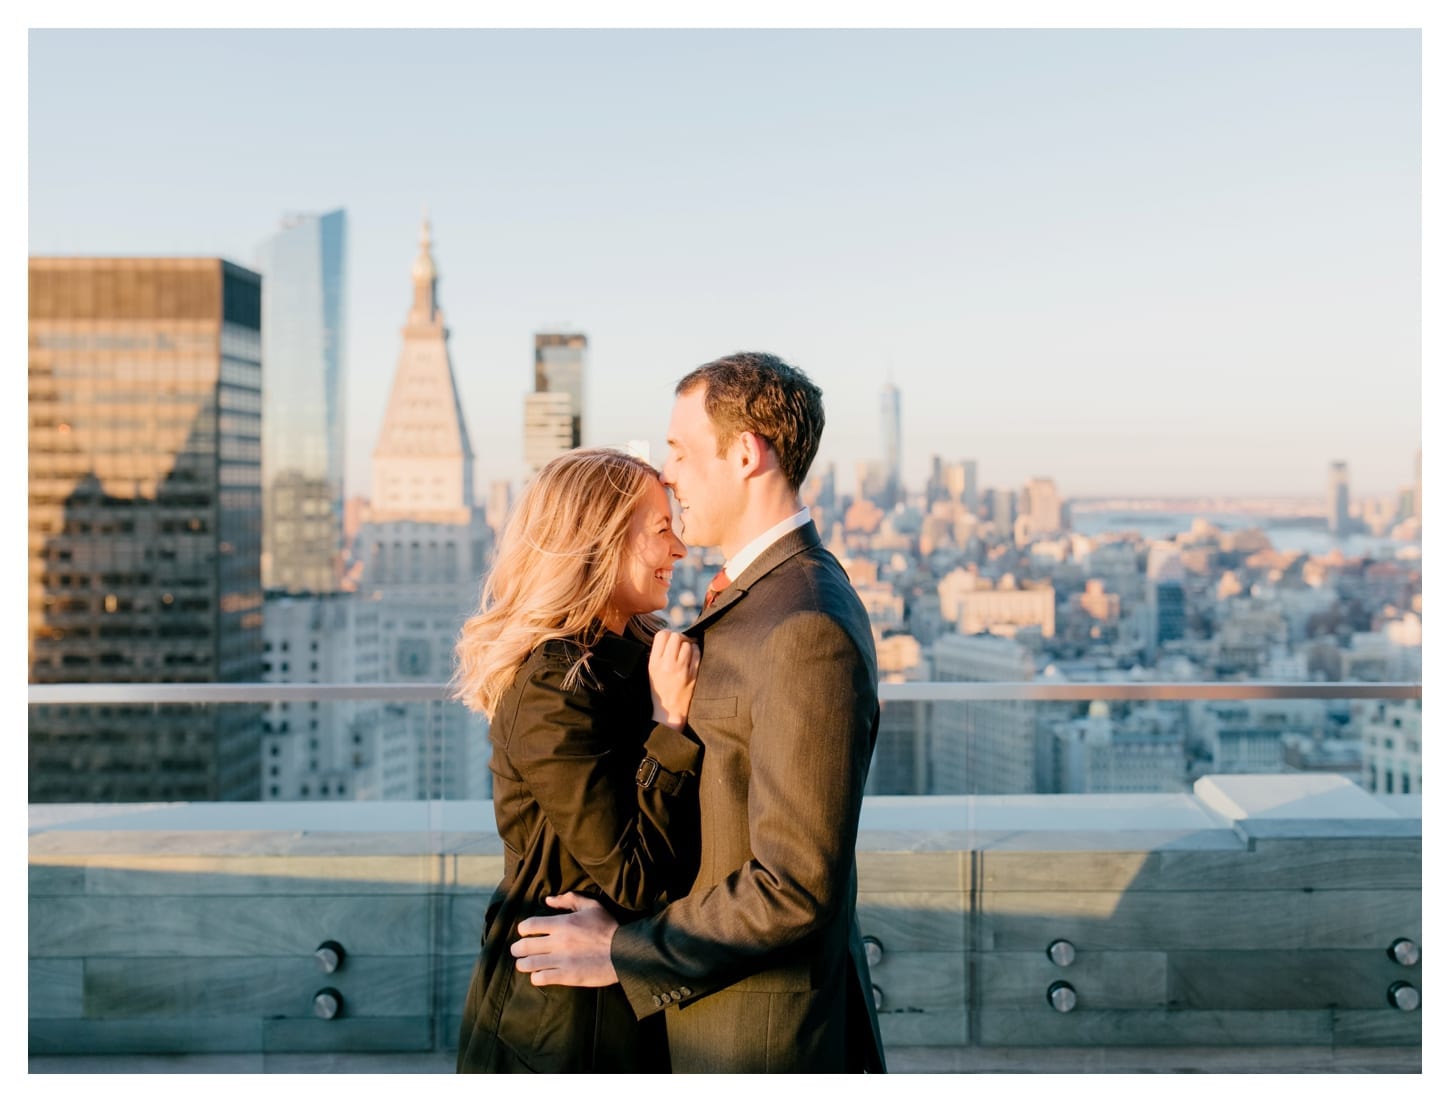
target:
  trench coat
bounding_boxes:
[456,627,703,1073]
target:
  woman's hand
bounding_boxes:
[649,629,700,730]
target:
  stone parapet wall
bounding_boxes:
[28,777,1422,1070]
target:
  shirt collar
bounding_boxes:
[722,506,812,582]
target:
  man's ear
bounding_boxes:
[737,431,777,478]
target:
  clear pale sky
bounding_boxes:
[27,27,1423,498]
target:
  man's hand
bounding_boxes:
[511,892,620,987]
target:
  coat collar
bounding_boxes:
[542,623,650,680]
[591,623,650,678]
[686,520,822,635]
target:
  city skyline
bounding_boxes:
[27,28,1422,497]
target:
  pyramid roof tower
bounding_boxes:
[369,210,475,522]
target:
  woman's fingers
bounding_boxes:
[648,630,699,729]
[650,629,695,673]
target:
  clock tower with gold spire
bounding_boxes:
[355,210,492,800]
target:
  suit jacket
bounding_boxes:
[456,628,703,1073]
[610,521,888,1073]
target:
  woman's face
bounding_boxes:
[610,478,686,621]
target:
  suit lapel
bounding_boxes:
[686,521,821,635]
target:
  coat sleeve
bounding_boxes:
[504,657,702,914]
[610,609,878,1014]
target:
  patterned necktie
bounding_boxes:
[703,568,731,609]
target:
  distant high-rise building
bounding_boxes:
[880,382,902,506]
[929,633,1036,794]
[1021,476,1064,538]
[261,591,412,801]
[524,391,574,476]
[943,459,978,512]
[1154,579,1186,646]
[856,459,888,509]
[371,214,475,517]
[990,488,1016,537]
[28,257,265,801]
[1328,461,1350,536]
[354,214,492,801]
[534,332,586,447]
[926,455,945,504]
[255,209,347,593]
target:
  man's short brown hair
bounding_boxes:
[676,352,825,492]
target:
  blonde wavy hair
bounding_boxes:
[453,447,665,718]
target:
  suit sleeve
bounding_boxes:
[610,610,877,1014]
[505,658,702,914]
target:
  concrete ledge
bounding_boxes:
[1194,775,1423,842]
[28,779,1422,1068]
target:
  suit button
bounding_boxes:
[652,995,663,1008]
[679,986,692,997]
[670,989,681,1000]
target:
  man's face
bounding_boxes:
[661,385,744,552]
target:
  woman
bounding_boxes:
[453,447,702,1073]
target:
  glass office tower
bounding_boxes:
[533,332,586,447]
[28,258,265,801]
[255,209,346,592]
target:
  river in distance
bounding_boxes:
[1069,511,1418,560]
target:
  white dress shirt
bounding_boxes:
[719,506,812,584]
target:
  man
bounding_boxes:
[511,351,886,1073]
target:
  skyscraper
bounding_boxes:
[371,215,475,517]
[990,487,1016,537]
[1328,461,1350,536]
[354,214,492,800]
[880,381,902,507]
[944,459,977,512]
[929,633,1038,794]
[1022,476,1064,538]
[254,209,347,593]
[534,332,586,446]
[28,257,265,801]
[524,390,574,476]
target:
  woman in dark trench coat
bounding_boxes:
[452,448,702,1073]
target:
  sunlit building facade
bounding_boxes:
[28,257,265,801]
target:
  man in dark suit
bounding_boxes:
[512,352,886,1073]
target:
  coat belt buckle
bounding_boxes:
[636,757,661,788]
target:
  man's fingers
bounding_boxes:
[545,893,606,910]
[511,927,549,952]
[543,892,602,912]
[515,914,555,938]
